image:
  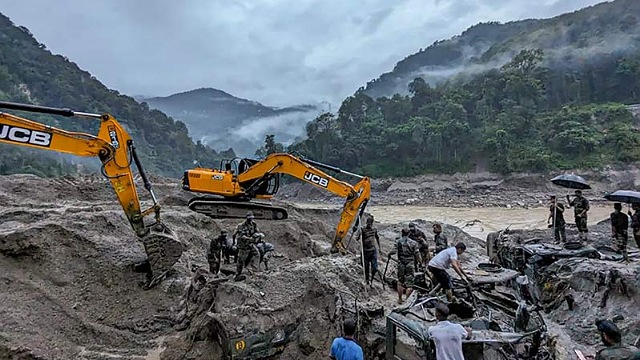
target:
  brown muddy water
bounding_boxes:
[294,203,614,239]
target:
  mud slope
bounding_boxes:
[0,174,357,359]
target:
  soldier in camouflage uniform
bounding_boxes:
[408,222,429,267]
[610,203,630,263]
[548,195,566,243]
[432,223,448,254]
[359,216,381,287]
[393,228,421,304]
[207,230,228,275]
[234,211,260,281]
[568,190,590,240]
[595,319,640,360]
[629,203,640,249]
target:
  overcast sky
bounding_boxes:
[1,0,606,107]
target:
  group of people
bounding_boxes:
[206,211,272,281]
[548,189,640,262]
[357,217,470,304]
[330,303,639,360]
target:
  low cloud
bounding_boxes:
[1,0,605,108]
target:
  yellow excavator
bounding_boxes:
[0,101,184,289]
[182,153,371,253]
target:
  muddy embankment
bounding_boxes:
[279,166,640,208]
[0,173,639,359]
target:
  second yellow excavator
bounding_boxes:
[181,153,371,253]
[0,101,184,289]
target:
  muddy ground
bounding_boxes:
[0,173,639,359]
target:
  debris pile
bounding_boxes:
[487,225,640,359]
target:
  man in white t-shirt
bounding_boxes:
[428,303,471,360]
[427,242,471,302]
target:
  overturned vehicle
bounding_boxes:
[381,254,553,360]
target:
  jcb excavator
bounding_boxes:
[0,101,184,289]
[182,153,371,253]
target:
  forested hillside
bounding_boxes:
[364,0,640,99]
[290,48,640,176]
[0,13,221,177]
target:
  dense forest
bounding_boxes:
[0,13,223,178]
[290,48,640,176]
[364,0,640,99]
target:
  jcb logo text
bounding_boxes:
[303,171,329,188]
[0,124,52,147]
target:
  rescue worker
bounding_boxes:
[594,319,640,360]
[393,228,421,304]
[222,230,237,264]
[359,216,381,287]
[427,242,471,302]
[548,195,566,243]
[408,222,429,267]
[629,203,640,249]
[567,190,590,240]
[433,223,448,254]
[329,318,364,360]
[234,211,260,281]
[610,203,630,262]
[428,303,471,360]
[207,230,227,275]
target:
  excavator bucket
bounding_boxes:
[139,222,185,288]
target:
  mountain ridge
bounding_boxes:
[0,13,220,177]
[364,0,639,99]
[142,87,324,157]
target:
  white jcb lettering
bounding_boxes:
[29,131,52,146]
[0,124,52,147]
[303,171,329,188]
[8,127,30,142]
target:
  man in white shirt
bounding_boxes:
[427,242,471,302]
[428,303,471,360]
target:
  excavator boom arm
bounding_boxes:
[0,101,151,234]
[237,153,371,253]
[0,101,183,287]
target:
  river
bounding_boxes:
[295,203,615,239]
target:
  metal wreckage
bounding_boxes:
[382,254,552,360]
[170,221,638,360]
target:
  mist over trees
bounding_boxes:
[290,49,640,176]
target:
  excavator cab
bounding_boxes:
[182,152,371,254]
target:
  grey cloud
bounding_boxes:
[1,0,606,107]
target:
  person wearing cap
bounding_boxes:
[234,211,261,281]
[428,303,471,360]
[567,189,590,240]
[595,319,640,360]
[548,195,566,243]
[428,242,471,302]
[207,230,228,275]
[359,216,381,287]
[611,203,630,262]
[433,223,448,254]
[408,222,430,266]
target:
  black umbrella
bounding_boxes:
[603,190,640,204]
[550,174,591,190]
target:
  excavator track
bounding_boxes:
[188,196,288,220]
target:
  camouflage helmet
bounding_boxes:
[246,211,255,219]
[408,222,416,229]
